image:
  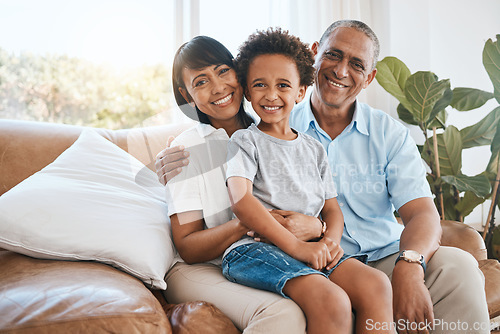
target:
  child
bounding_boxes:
[223,28,394,334]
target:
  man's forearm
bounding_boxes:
[399,217,441,262]
[398,197,442,262]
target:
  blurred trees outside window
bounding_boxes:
[0,48,173,129]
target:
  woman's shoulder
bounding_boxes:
[171,124,208,147]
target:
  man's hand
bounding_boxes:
[246,211,285,243]
[155,136,190,185]
[246,210,322,242]
[392,262,434,334]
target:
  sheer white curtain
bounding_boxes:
[283,0,390,110]
[174,0,381,47]
[172,0,386,107]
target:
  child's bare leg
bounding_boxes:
[283,274,352,334]
[330,259,394,334]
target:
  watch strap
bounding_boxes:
[395,250,427,273]
[319,218,327,238]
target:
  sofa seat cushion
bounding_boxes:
[0,251,171,334]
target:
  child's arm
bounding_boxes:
[319,197,346,270]
[227,176,333,270]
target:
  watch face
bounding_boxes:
[403,250,421,262]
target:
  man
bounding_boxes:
[288,20,489,334]
[157,20,489,333]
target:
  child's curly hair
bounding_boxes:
[235,27,315,90]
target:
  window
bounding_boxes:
[0,0,176,129]
[0,0,366,129]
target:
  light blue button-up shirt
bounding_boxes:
[290,96,432,261]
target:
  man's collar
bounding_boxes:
[295,97,369,136]
[293,96,317,133]
[351,101,369,136]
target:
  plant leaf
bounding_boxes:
[460,106,500,148]
[487,151,500,176]
[404,71,450,125]
[487,124,500,174]
[432,87,453,114]
[442,183,460,221]
[376,57,413,111]
[425,88,452,130]
[422,125,462,176]
[491,119,500,155]
[454,191,487,217]
[427,109,447,129]
[442,174,492,198]
[483,34,500,104]
[397,103,418,125]
[450,87,494,111]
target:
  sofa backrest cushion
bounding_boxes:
[0,120,190,196]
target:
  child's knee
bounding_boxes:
[321,284,352,318]
[360,269,392,304]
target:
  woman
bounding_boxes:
[158,36,323,333]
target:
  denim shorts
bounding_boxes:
[222,242,367,298]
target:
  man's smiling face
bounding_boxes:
[312,27,377,111]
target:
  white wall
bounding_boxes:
[368,0,500,226]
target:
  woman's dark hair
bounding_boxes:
[235,27,315,90]
[172,36,253,128]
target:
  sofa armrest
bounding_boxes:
[479,259,500,319]
[439,220,500,319]
[440,220,487,261]
[0,251,171,334]
[151,290,240,334]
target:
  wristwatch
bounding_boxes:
[395,250,426,273]
[318,218,327,238]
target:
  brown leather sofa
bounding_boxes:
[0,120,239,334]
[1,119,500,333]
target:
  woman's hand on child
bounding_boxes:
[320,237,344,270]
[155,136,190,185]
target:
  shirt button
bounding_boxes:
[339,202,344,207]
[352,231,357,236]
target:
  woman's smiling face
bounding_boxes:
[179,63,244,127]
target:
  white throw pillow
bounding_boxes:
[0,130,174,289]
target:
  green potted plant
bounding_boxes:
[375,34,500,224]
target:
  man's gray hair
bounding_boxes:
[319,20,380,70]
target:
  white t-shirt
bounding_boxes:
[165,123,233,266]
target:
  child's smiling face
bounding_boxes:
[245,54,306,125]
